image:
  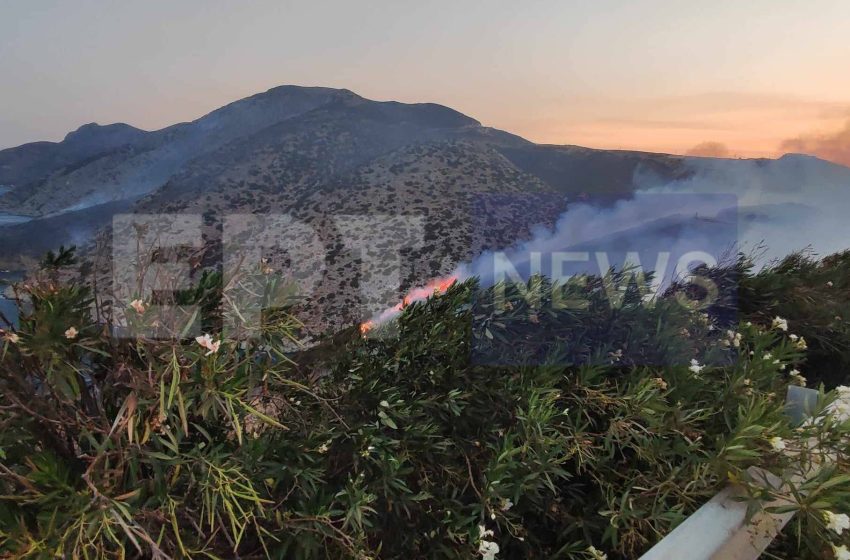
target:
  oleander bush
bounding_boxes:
[1,250,850,559]
[738,249,850,389]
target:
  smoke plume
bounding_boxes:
[781,119,850,167]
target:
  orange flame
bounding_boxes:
[359,274,459,335]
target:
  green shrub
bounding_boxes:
[738,250,850,389]
[1,251,850,559]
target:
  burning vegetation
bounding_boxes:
[360,274,460,335]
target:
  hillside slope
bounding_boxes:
[0,86,689,269]
[4,86,849,336]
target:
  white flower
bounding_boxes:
[64,326,78,339]
[2,331,19,344]
[789,334,799,341]
[499,497,514,511]
[478,524,494,538]
[795,337,808,350]
[195,333,221,356]
[688,359,704,374]
[129,299,146,314]
[772,316,788,331]
[789,369,807,387]
[830,391,850,423]
[833,544,850,560]
[478,539,499,560]
[824,511,850,534]
[835,397,850,421]
[379,400,390,408]
[587,545,608,560]
[763,352,772,360]
[827,281,834,287]
[768,436,786,451]
[724,329,741,347]
[317,442,330,454]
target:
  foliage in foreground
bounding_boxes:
[738,250,850,389]
[1,251,850,559]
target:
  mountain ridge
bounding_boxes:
[2,84,837,219]
[1,85,849,337]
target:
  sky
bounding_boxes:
[2,0,850,164]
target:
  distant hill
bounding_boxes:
[1,85,848,335]
[0,86,688,261]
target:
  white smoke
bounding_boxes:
[457,192,734,292]
[367,153,850,330]
[639,154,850,262]
[449,153,850,295]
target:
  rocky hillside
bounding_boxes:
[6,86,850,331]
[0,86,355,216]
[9,85,848,336]
[0,86,694,335]
[0,86,688,263]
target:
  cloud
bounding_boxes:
[781,120,850,167]
[686,141,731,158]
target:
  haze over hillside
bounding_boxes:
[1,85,849,335]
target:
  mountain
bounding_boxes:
[0,86,686,218]
[0,122,147,192]
[1,85,848,336]
[0,86,688,262]
[0,86,355,215]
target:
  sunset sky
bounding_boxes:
[2,1,850,164]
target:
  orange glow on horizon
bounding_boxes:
[500,94,850,163]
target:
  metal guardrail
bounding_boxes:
[639,387,820,560]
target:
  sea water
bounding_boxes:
[0,186,33,225]
[0,270,23,327]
